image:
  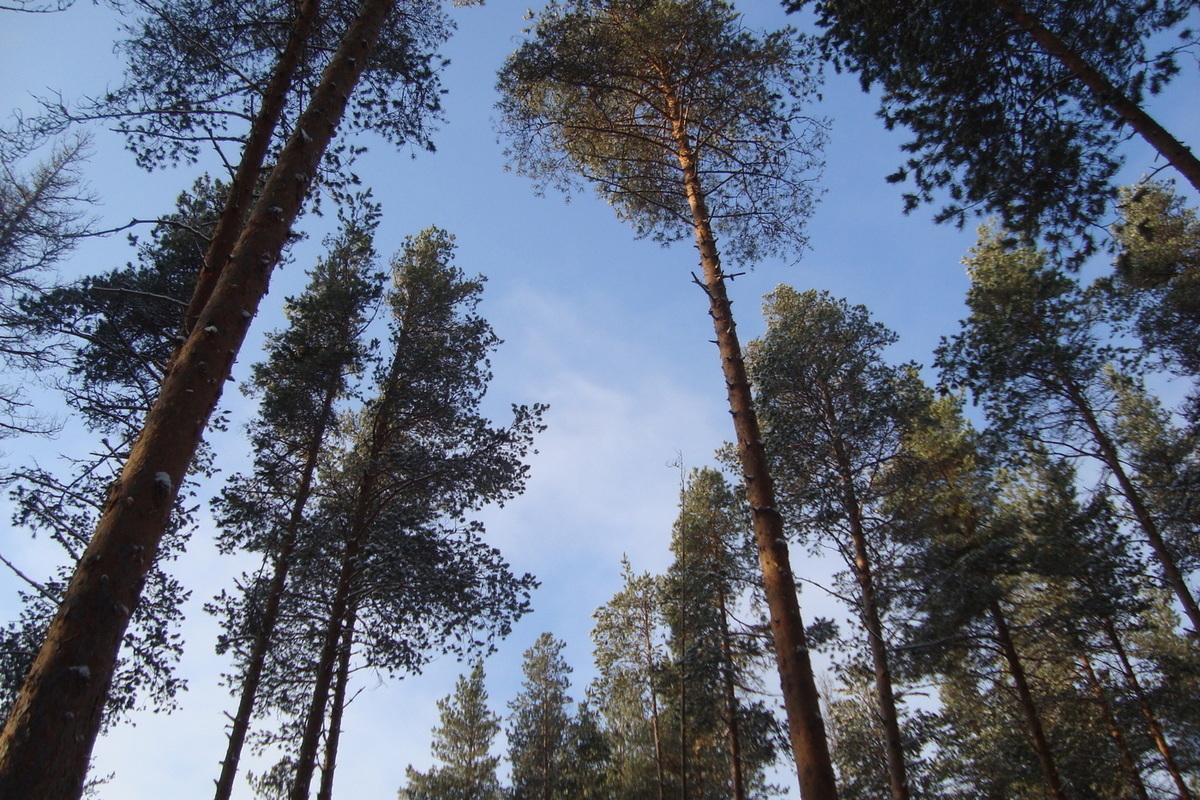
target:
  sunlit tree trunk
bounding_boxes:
[664,87,838,800]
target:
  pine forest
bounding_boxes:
[0,1,1198,798]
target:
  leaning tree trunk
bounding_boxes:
[821,384,910,800]
[0,2,396,796]
[183,0,321,335]
[1076,644,1149,800]
[665,92,838,800]
[316,604,357,800]
[214,380,341,800]
[994,0,1200,195]
[1101,615,1195,800]
[988,600,1067,800]
[1060,376,1200,634]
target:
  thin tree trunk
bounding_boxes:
[1060,376,1200,634]
[290,302,411,800]
[820,384,910,800]
[1076,644,1149,800]
[317,605,357,800]
[183,0,321,335]
[1101,616,1195,800]
[988,600,1067,800]
[214,380,340,800]
[994,0,1200,195]
[642,604,667,800]
[715,583,746,800]
[0,2,395,795]
[664,90,838,800]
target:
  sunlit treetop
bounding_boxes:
[497,0,827,266]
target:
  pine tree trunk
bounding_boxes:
[819,384,910,800]
[183,0,321,335]
[1060,376,1200,634]
[1076,644,1149,800]
[0,2,395,796]
[642,607,667,800]
[1101,616,1195,800]
[715,583,746,800]
[213,381,341,800]
[988,600,1067,800]
[290,308,410,800]
[317,605,357,800]
[664,90,838,800]
[994,0,1200,195]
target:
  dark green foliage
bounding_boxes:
[0,178,225,728]
[80,0,451,174]
[401,662,504,800]
[787,0,1196,253]
[507,632,575,800]
[1106,182,1200,377]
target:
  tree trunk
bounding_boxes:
[1101,616,1195,800]
[988,600,1067,800]
[316,605,357,800]
[290,314,410,800]
[1076,644,1148,800]
[715,583,746,800]
[664,90,838,800]
[994,0,1200,195]
[1060,376,1200,634]
[819,384,910,800]
[213,380,341,800]
[183,0,321,336]
[642,605,667,800]
[0,2,396,796]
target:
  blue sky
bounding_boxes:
[2,1,1197,798]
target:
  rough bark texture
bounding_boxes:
[184,0,321,336]
[665,92,838,799]
[994,0,1200,196]
[213,381,340,800]
[0,2,396,796]
[989,601,1067,800]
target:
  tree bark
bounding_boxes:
[183,0,321,336]
[988,600,1067,800]
[995,0,1200,195]
[664,89,838,800]
[316,605,357,800]
[1101,616,1195,800]
[213,380,341,800]
[0,1,396,796]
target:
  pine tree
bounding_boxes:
[590,559,670,800]
[497,3,836,793]
[747,287,927,800]
[280,227,542,800]
[401,662,503,800]
[787,0,1200,252]
[0,1,439,791]
[209,201,383,800]
[508,633,575,800]
[662,467,781,800]
[936,227,1200,634]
